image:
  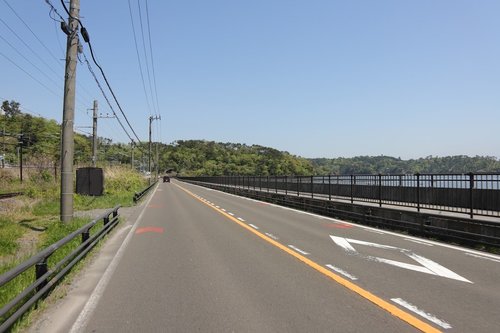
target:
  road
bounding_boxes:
[52,180,500,332]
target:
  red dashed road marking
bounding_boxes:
[135,227,164,234]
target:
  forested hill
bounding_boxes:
[163,140,313,176]
[310,155,500,175]
[163,141,500,176]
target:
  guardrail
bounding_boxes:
[180,173,500,218]
[133,181,157,202]
[0,205,121,332]
[179,176,500,249]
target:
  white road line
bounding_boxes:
[365,229,384,234]
[391,298,452,329]
[404,238,433,246]
[325,264,358,280]
[249,224,259,230]
[184,182,500,261]
[215,206,220,208]
[265,232,279,240]
[288,245,310,255]
[221,208,226,212]
[69,183,157,333]
[228,212,235,216]
[237,217,246,222]
[465,253,500,263]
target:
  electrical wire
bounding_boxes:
[80,52,136,145]
[127,0,153,117]
[59,0,143,145]
[0,51,60,98]
[145,0,161,117]
[137,0,157,116]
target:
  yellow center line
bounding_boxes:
[175,183,442,333]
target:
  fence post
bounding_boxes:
[350,175,354,204]
[275,176,278,193]
[297,176,300,196]
[416,173,420,212]
[285,175,288,196]
[267,176,269,193]
[328,174,331,201]
[469,173,474,218]
[35,260,48,292]
[82,229,90,244]
[378,174,382,207]
[311,175,314,199]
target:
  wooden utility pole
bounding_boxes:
[60,0,80,223]
[92,100,98,167]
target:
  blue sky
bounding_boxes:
[1,1,499,159]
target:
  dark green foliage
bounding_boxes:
[311,155,500,175]
[160,140,314,176]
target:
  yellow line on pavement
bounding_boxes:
[175,183,441,333]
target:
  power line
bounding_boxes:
[127,0,153,117]
[59,0,142,144]
[0,17,61,79]
[80,52,136,145]
[3,0,63,68]
[145,0,161,117]
[137,0,157,116]
[0,51,60,98]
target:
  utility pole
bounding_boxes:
[60,0,80,223]
[130,142,134,169]
[92,100,98,167]
[148,115,160,183]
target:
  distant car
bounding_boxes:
[163,176,170,183]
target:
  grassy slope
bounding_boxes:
[0,166,148,329]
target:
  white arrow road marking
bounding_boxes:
[391,298,452,329]
[330,235,472,283]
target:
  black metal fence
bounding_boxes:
[180,173,500,218]
[0,206,121,332]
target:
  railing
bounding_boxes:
[133,181,157,202]
[0,206,121,332]
[180,173,500,218]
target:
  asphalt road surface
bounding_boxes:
[60,180,500,332]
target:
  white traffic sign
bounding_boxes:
[330,235,472,283]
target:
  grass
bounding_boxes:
[0,165,148,330]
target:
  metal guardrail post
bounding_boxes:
[416,173,421,212]
[469,173,474,218]
[275,176,278,193]
[378,174,382,207]
[328,174,331,201]
[311,176,314,199]
[285,176,288,196]
[297,176,300,196]
[81,229,90,244]
[350,175,354,204]
[35,260,48,292]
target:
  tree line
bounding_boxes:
[2,100,499,176]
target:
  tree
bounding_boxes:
[1,100,21,118]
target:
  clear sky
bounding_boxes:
[1,1,499,159]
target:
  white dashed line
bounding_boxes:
[237,217,246,222]
[265,232,279,240]
[288,245,309,255]
[465,253,500,263]
[405,238,433,246]
[391,298,452,329]
[325,264,358,280]
[248,224,259,230]
[228,212,235,216]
